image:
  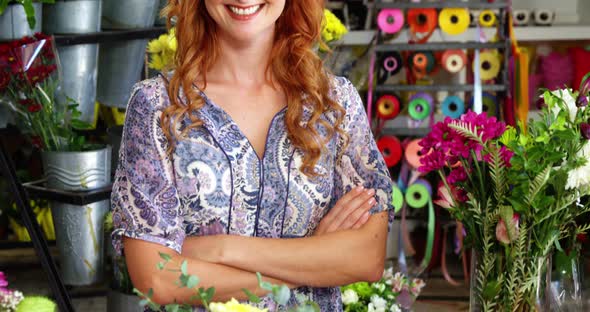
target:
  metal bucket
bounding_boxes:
[97,39,148,108]
[102,0,159,29]
[107,125,123,175]
[41,146,111,285]
[0,3,42,40]
[155,0,168,26]
[43,0,102,124]
[55,44,99,124]
[107,291,144,312]
[42,0,102,34]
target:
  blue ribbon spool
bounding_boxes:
[441,95,465,119]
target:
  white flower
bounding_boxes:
[372,282,386,293]
[566,142,590,190]
[382,267,393,280]
[341,289,359,305]
[368,302,386,312]
[390,304,402,312]
[371,294,387,311]
[551,89,579,122]
[410,278,426,296]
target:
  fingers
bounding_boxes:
[329,188,376,230]
[342,196,376,229]
[352,211,371,229]
[320,186,366,226]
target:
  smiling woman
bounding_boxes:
[110,0,394,311]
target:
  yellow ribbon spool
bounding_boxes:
[476,51,501,81]
[439,8,470,35]
[479,10,497,27]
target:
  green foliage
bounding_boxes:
[0,0,55,29]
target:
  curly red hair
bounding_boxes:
[161,0,346,175]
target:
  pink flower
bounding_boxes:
[391,272,405,293]
[418,149,446,173]
[496,214,520,244]
[434,185,456,209]
[0,272,8,292]
[410,278,426,296]
[447,166,468,185]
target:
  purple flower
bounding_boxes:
[447,166,468,185]
[581,123,590,140]
[0,272,7,292]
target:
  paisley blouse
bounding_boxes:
[111,75,393,311]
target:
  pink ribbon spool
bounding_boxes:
[378,9,405,34]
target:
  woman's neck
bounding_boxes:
[207,29,275,88]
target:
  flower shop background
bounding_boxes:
[1,0,590,312]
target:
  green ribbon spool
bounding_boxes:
[405,183,430,208]
[408,98,431,120]
[482,93,497,117]
[392,185,404,213]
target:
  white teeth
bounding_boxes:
[229,4,260,16]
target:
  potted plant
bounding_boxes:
[0,33,112,286]
[0,0,54,40]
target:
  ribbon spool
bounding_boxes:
[442,50,466,74]
[377,136,403,167]
[533,9,554,26]
[404,139,423,169]
[409,51,436,78]
[513,10,530,26]
[392,185,404,213]
[476,51,501,81]
[479,10,497,27]
[407,8,438,41]
[408,92,433,121]
[439,8,470,35]
[441,95,465,119]
[378,52,403,84]
[377,9,405,34]
[376,94,401,120]
[470,92,498,117]
[405,179,432,209]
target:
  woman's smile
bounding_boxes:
[225,3,265,20]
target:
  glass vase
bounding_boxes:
[469,250,553,312]
[548,252,585,311]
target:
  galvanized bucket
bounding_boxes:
[42,146,112,285]
[42,0,101,34]
[97,39,149,108]
[43,0,102,124]
[98,0,158,108]
[155,0,168,26]
[0,3,42,40]
[107,291,144,312]
[102,0,159,29]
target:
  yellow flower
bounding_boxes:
[147,27,177,70]
[321,9,347,44]
[209,298,268,312]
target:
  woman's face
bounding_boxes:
[205,0,286,43]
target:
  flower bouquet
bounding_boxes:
[418,76,590,311]
[0,271,56,312]
[341,268,425,312]
[0,33,92,151]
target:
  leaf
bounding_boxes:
[482,279,501,301]
[179,274,189,287]
[181,260,188,275]
[260,281,273,291]
[526,166,551,206]
[272,285,291,305]
[147,289,154,298]
[159,252,172,262]
[186,275,199,289]
[21,0,36,29]
[449,121,483,144]
[205,287,215,301]
[165,304,180,312]
[242,288,262,303]
[157,262,165,270]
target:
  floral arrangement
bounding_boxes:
[137,252,319,312]
[0,272,56,312]
[418,76,590,310]
[0,33,92,151]
[147,27,177,71]
[0,0,55,29]
[340,268,425,312]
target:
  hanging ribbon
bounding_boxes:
[439,8,470,36]
[407,8,438,43]
[377,9,405,34]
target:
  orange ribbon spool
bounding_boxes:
[405,139,425,169]
[407,8,438,43]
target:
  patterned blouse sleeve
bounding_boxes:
[333,77,394,218]
[111,82,185,255]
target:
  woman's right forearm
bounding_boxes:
[124,237,295,306]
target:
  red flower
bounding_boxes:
[496,213,520,245]
[0,73,9,91]
[581,123,590,140]
[27,104,42,113]
[578,233,588,243]
[19,99,34,106]
[30,136,44,149]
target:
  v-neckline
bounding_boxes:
[196,88,287,162]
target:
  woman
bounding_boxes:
[111,0,393,310]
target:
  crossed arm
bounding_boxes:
[124,187,388,305]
